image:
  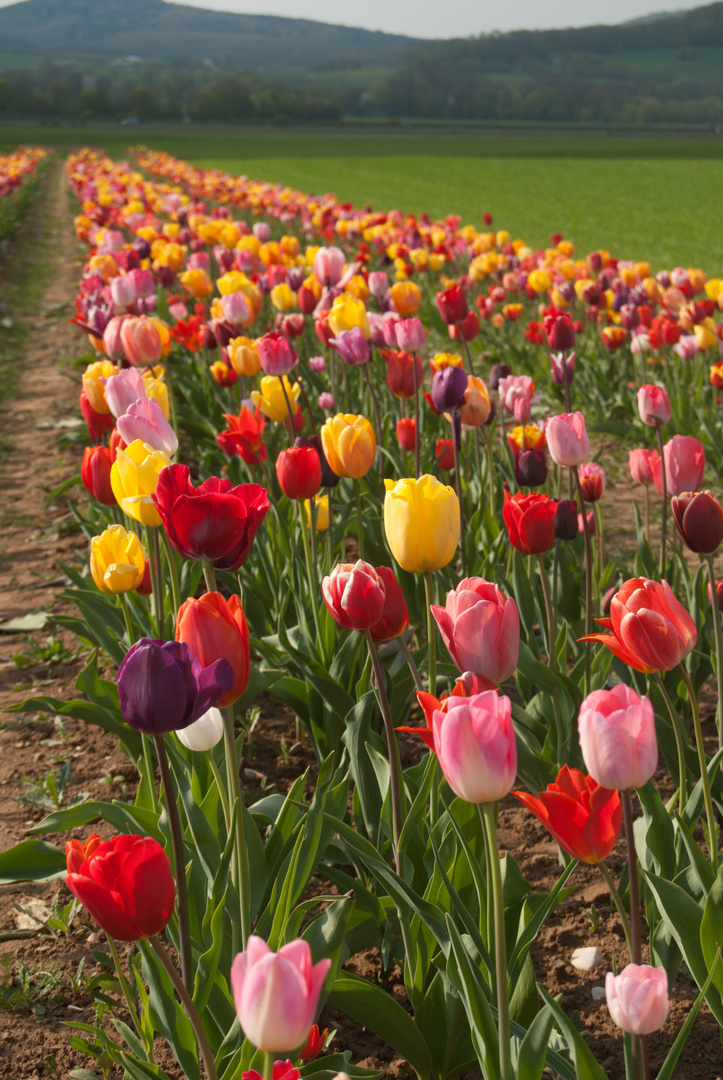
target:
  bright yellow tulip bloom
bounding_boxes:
[82,360,118,414]
[110,440,171,526]
[251,376,301,423]
[328,295,370,339]
[321,414,376,479]
[389,280,421,317]
[228,336,261,377]
[270,283,296,312]
[179,267,214,300]
[305,494,329,532]
[384,475,460,573]
[90,524,146,594]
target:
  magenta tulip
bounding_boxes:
[578,684,657,790]
[431,577,519,686]
[432,691,517,803]
[257,331,297,377]
[330,326,370,366]
[230,936,331,1052]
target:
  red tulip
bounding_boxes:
[275,446,322,501]
[435,438,455,471]
[514,766,621,864]
[397,680,469,749]
[396,417,416,451]
[651,435,705,497]
[544,311,576,352]
[672,490,723,554]
[580,576,697,673]
[153,463,269,570]
[448,311,479,342]
[217,407,267,465]
[369,565,409,642]
[322,561,386,631]
[382,349,423,399]
[79,388,115,442]
[436,284,468,325]
[299,1024,328,1061]
[81,445,115,505]
[176,591,250,707]
[502,491,557,555]
[65,833,175,941]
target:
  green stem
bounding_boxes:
[208,749,231,830]
[573,465,593,696]
[106,934,145,1046]
[536,554,557,675]
[644,484,650,547]
[143,525,160,637]
[202,558,217,594]
[621,789,648,1080]
[262,1050,274,1080]
[141,735,158,814]
[424,572,437,697]
[279,377,296,447]
[398,635,424,692]
[452,420,467,577]
[160,529,181,621]
[149,935,217,1080]
[299,503,323,647]
[480,803,513,1080]
[653,672,688,810]
[482,425,495,518]
[364,630,405,868]
[679,665,718,871]
[362,360,384,481]
[655,424,668,579]
[412,352,420,479]
[704,553,723,751]
[598,862,633,958]
[119,592,134,649]
[151,528,165,639]
[153,735,192,992]
[221,705,251,949]
[354,479,365,560]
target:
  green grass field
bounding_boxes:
[3,124,723,272]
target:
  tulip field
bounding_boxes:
[3,138,723,1080]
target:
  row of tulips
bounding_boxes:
[5,143,723,1080]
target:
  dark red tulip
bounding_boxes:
[369,565,409,642]
[502,491,557,555]
[81,445,115,505]
[672,490,723,554]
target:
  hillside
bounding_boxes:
[0,0,420,69]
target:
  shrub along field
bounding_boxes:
[1,125,722,270]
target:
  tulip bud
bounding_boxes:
[436,284,468,325]
[606,965,669,1036]
[637,384,671,427]
[396,417,416,452]
[257,330,297,377]
[435,438,455,471]
[578,684,657,790]
[578,461,606,503]
[546,412,590,468]
[671,490,723,554]
[516,448,548,488]
[176,592,251,707]
[549,351,575,386]
[489,363,512,391]
[330,326,370,366]
[554,498,578,541]
[81,445,116,505]
[394,317,426,353]
[433,691,517,803]
[322,561,386,631]
[629,448,658,486]
[275,446,322,501]
[544,311,575,352]
[176,707,224,752]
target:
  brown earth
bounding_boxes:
[0,163,721,1080]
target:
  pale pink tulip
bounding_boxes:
[252,222,271,243]
[629,448,658,486]
[313,246,345,287]
[187,251,210,272]
[102,314,130,360]
[309,355,326,373]
[221,291,251,327]
[368,270,389,298]
[431,578,519,686]
[432,691,517,803]
[545,411,590,467]
[116,398,178,456]
[652,434,705,497]
[102,368,146,419]
[606,965,669,1035]
[230,936,330,1052]
[394,317,426,353]
[578,684,657,790]
[673,335,699,360]
[120,316,162,368]
[128,267,155,299]
[110,275,136,309]
[637,384,670,427]
[498,374,534,415]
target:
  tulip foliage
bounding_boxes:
[9,142,723,1080]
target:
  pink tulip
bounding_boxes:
[652,434,705,497]
[512,395,531,422]
[221,291,251,327]
[253,222,271,243]
[110,274,136,309]
[102,368,146,418]
[322,561,386,631]
[431,577,519,686]
[606,964,669,1035]
[368,270,389,298]
[673,335,699,360]
[256,331,297,377]
[187,251,210,272]
[545,412,590,467]
[394,318,426,353]
[637,384,670,427]
[318,392,334,410]
[498,374,534,415]
[367,312,386,348]
[330,327,370,366]
[432,691,517,803]
[309,355,326,373]
[313,246,345,287]
[381,311,402,347]
[120,316,162,368]
[169,301,189,321]
[629,448,658,486]
[578,684,657,790]
[128,267,155,299]
[116,398,178,456]
[230,936,331,1052]
[102,314,130,360]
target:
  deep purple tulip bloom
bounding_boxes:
[117,639,234,735]
[432,366,468,412]
[554,499,579,541]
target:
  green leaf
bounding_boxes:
[514,1003,556,1080]
[138,940,201,1080]
[516,640,560,697]
[656,948,722,1080]
[537,986,609,1079]
[327,971,433,1078]
[700,863,723,1000]
[0,839,65,883]
[444,917,500,1080]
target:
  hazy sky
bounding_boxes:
[0,0,709,37]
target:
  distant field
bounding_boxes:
[3,124,723,271]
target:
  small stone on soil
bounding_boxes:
[571,946,604,971]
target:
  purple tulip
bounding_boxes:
[330,326,370,366]
[117,639,234,735]
[550,351,576,386]
[432,366,468,412]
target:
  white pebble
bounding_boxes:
[571,946,604,972]
[591,986,607,1001]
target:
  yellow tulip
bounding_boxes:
[305,493,329,532]
[251,376,301,422]
[345,274,370,303]
[217,270,250,296]
[88,253,119,282]
[384,475,460,573]
[142,372,170,419]
[496,230,510,247]
[705,279,723,302]
[694,318,718,351]
[430,352,463,374]
[280,235,300,258]
[82,360,118,414]
[321,414,376,479]
[459,376,491,427]
[180,267,214,300]
[228,336,261,377]
[110,439,171,526]
[90,524,146,594]
[527,269,552,294]
[689,268,707,294]
[328,295,370,339]
[270,283,296,312]
[149,317,172,358]
[389,280,421,317]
